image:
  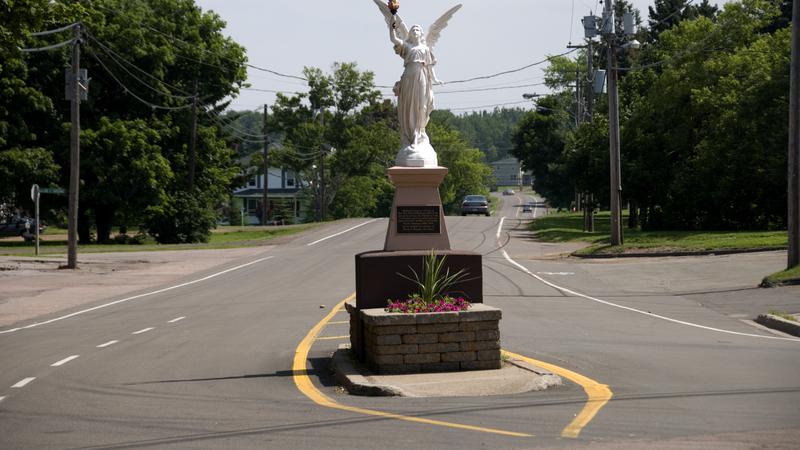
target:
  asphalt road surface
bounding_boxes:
[1,191,798,449]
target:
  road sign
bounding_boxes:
[31,184,40,201]
[40,187,66,195]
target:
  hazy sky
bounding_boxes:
[193,0,730,113]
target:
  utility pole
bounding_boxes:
[319,109,326,221]
[789,0,800,268]
[188,80,198,190]
[268,105,269,225]
[586,40,594,120]
[66,23,81,269]
[605,0,623,246]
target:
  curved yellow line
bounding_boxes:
[502,350,613,438]
[292,295,533,438]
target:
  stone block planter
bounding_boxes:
[347,303,502,374]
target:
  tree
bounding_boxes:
[0,0,79,210]
[511,96,573,208]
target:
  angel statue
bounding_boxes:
[373,0,462,167]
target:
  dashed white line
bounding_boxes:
[51,355,80,367]
[0,256,274,335]
[11,378,35,388]
[132,327,154,335]
[0,396,6,403]
[97,340,118,348]
[168,316,186,323]
[306,219,379,246]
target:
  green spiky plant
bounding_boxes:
[398,250,471,304]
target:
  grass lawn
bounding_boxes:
[0,223,320,257]
[530,211,787,255]
[762,265,800,287]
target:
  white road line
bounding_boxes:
[97,340,118,348]
[0,396,6,403]
[51,355,80,367]
[11,378,35,388]
[306,219,379,246]
[0,256,274,335]
[168,316,185,323]
[495,219,800,343]
[132,327,154,335]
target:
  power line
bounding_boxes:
[441,49,579,85]
[20,38,74,53]
[91,2,307,82]
[86,47,193,111]
[85,32,196,100]
[445,100,532,112]
[30,22,79,37]
[437,82,547,95]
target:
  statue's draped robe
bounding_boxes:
[394,41,436,150]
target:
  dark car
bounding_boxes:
[0,216,46,242]
[461,195,490,216]
[502,189,515,195]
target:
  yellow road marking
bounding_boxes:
[502,350,613,438]
[327,320,349,325]
[317,335,350,340]
[292,295,532,438]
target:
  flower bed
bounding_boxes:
[353,303,502,374]
[386,296,470,313]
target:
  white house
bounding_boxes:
[490,157,523,187]
[231,167,302,225]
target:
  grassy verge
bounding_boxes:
[762,265,800,287]
[0,223,320,257]
[767,310,799,322]
[530,211,787,256]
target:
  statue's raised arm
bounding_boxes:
[372,1,462,167]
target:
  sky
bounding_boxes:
[193,0,730,114]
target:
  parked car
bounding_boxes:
[502,189,515,195]
[461,195,490,216]
[0,216,46,242]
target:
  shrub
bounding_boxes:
[144,193,217,244]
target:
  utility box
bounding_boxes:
[593,69,607,94]
[582,16,598,38]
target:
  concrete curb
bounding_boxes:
[755,314,800,337]
[572,246,786,259]
[331,347,410,397]
[331,345,562,397]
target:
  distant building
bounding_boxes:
[490,157,523,187]
[231,167,302,225]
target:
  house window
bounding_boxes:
[286,177,295,187]
[247,176,257,188]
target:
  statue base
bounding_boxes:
[395,141,438,167]
[384,166,450,251]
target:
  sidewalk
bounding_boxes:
[0,247,270,328]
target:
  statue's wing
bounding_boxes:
[425,4,462,48]
[372,0,408,41]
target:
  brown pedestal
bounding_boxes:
[384,166,450,251]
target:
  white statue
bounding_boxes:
[373,0,462,167]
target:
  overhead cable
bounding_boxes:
[30,22,79,36]
[86,47,193,111]
[20,38,74,52]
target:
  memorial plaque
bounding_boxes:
[396,206,440,234]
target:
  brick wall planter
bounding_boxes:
[350,303,502,374]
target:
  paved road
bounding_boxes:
[1,191,798,449]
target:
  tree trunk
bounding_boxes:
[628,200,639,229]
[78,208,92,244]
[95,206,114,243]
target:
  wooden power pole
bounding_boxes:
[67,23,82,269]
[268,105,269,225]
[789,0,800,268]
[605,0,623,246]
[188,80,198,190]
